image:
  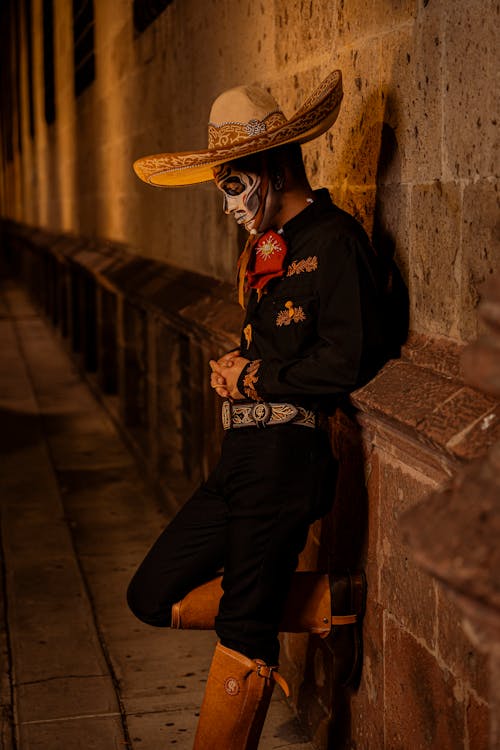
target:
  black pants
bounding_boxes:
[127,423,338,663]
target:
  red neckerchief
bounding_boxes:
[236,229,288,307]
[246,230,288,291]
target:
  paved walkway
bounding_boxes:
[0,279,314,749]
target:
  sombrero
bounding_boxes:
[133,70,343,187]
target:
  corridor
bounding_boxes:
[0,279,314,750]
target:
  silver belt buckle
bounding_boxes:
[251,402,272,427]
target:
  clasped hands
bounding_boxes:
[209,349,248,400]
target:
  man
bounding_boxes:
[129,71,388,749]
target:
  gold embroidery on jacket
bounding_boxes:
[276,301,306,327]
[243,323,252,348]
[286,256,318,277]
[242,359,263,401]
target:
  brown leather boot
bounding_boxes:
[324,569,367,687]
[171,571,356,634]
[172,570,365,686]
[193,642,289,750]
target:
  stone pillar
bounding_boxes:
[402,277,500,749]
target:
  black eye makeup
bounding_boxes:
[221,178,245,196]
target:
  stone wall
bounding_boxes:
[0,0,498,746]
[1,0,498,342]
[2,221,497,748]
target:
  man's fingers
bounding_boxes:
[211,373,226,387]
[217,349,241,367]
[210,360,227,377]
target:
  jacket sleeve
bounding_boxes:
[237,236,371,401]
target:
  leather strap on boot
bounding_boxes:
[255,660,290,697]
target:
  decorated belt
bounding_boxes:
[222,400,316,430]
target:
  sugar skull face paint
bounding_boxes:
[213,164,263,233]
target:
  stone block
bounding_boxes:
[154,319,184,478]
[402,333,462,379]
[126,707,202,749]
[410,181,462,337]
[364,449,381,602]
[450,404,500,461]
[322,40,384,195]
[119,299,149,455]
[337,185,378,237]
[460,179,500,341]
[336,0,417,43]
[44,426,135,471]
[274,1,338,69]
[401,443,500,633]
[270,43,384,232]
[380,17,442,184]
[180,289,242,349]
[436,588,489,701]
[384,617,465,750]
[443,0,497,179]
[114,628,216,716]
[379,458,438,648]
[353,360,460,436]
[373,183,411,287]
[16,676,118,724]
[18,715,125,750]
[96,287,118,393]
[186,335,212,483]
[418,386,497,455]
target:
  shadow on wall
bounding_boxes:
[331,88,410,359]
[372,119,410,359]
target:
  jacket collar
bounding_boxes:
[280,189,333,250]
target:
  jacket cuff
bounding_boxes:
[237,359,263,401]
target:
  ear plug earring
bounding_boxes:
[273,173,284,191]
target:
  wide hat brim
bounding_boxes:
[133,70,343,187]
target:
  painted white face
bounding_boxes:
[213,164,263,233]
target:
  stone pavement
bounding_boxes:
[0,279,315,750]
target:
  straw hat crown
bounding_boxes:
[208,86,287,149]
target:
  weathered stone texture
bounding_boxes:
[384,618,466,750]
[461,180,500,341]
[410,181,462,337]
[4,0,495,344]
[380,21,442,185]
[442,0,497,180]
[436,589,490,702]
[378,460,438,649]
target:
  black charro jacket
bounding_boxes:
[236,189,388,414]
